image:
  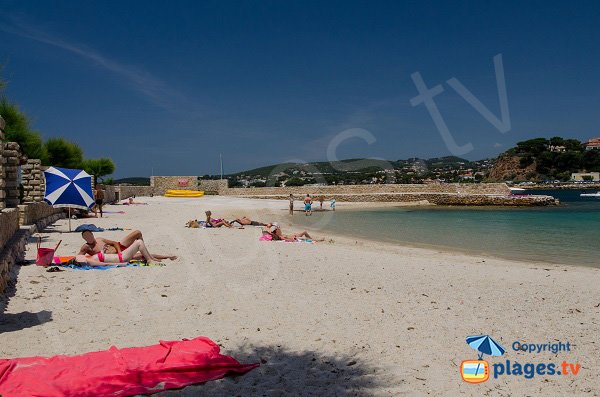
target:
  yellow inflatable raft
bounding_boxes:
[164,189,205,198]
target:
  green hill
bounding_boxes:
[488,137,600,181]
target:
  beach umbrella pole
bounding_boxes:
[68,207,71,232]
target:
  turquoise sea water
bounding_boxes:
[294,189,600,267]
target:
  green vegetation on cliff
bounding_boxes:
[489,137,600,181]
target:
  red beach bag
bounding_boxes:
[36,238,61,266]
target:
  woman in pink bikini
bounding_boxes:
[75,239,160,266]
[205,211,232,228]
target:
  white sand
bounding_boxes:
[1,196,598,396]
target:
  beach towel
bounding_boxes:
[0,336,258,397]
[51,257,164,270]
[74,224,124,232]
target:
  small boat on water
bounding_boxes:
[580,192,600,198]
[510,187,526,196]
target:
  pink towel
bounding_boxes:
[0,336,258,396]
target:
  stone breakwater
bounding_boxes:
[222,182,512,196]
[237,193,558,206]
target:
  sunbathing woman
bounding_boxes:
[267,224,324,242]
[229,216,267,227]
[75,239,160,267]
[205,211,232,228]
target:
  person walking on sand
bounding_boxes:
[330,198,336,211]
[289,194,294,215]
[93,185,105,218]
[304,194,312,216]
[319,196,324,210]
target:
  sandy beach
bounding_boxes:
[1,196,598,396]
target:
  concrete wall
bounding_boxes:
[151,176,199,195]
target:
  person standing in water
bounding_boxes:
[289,194,294,215]
[304,194,312,216]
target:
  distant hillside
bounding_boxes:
[231,156,478,178]
[112,177,150,186]
[226,156,492,186]
[488,137,600,182]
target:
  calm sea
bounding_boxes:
[293,189,600,267]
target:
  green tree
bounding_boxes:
[516,138,549,156]
[82,158,116,182]
[581,150,600,172]
[549,136,565,147]
[285,177,305,186]
[44,137,84,168]
[563,139,583,152]
[0,99,46,159]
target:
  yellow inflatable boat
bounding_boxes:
[164,189,205,198]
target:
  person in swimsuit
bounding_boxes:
[304,194,312,216]
[78,230,177,261]
[229,216,267,227]
[75,239,159,266]
[121,197,147,205]
[205,211,232,228]
[289,194,294,215]
[93,185,105,218]
[266,223,324,242]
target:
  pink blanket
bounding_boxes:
[0,336,258,396]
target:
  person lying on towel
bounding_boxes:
[75,239,160,266]
[79,230,177,261]
[264,223,325,242]
[229,216,270,227]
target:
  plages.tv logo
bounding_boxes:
[461,335,505,384]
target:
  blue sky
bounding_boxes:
[1,0,600,177]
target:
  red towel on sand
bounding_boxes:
[0,337,258,397]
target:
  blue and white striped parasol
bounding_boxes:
[466,335,505,359]
[44,167,95,210]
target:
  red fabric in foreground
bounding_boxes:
[0,336,258,397]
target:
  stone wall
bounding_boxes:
[221,183,511,197]
[116,185,154,199]
[2,142,21,208]
[18,202,63,226]
[241,192,558,206]
[0,208,22,294]
[21,159,45,203]
[0,208,20,252]
[151,176,199,195]
[199,179,228,195]
[0,120,5,211]
[103,185,154,202]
